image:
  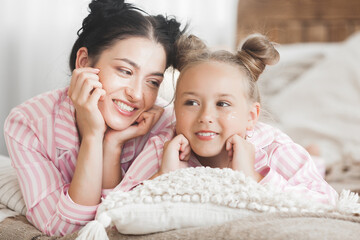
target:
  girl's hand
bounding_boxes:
[226,134,263,182]
[160,134,191,174]
[68,67,106,138]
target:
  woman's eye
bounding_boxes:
[217,101,230,107]
[149,80,160,88]
[118,68,132,76]
[184,100,199,106]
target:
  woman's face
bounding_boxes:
[174,61,259,158]
[92,37,167,130]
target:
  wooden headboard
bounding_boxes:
[236,0,360,45]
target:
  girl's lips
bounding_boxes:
[195,131,218,141]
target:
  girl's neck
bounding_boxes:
[195,148,230,169]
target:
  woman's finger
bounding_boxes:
[88,88,106,106]
[70,71,100,102]
[76,79,103,104]
[68,68,100,96]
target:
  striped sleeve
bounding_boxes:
[4,110,97,236]
[115,132,171,192]
[257,143,338,205]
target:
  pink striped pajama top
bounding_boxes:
[118,120,338,206]
[3,87,175,236]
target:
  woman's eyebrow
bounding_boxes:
[114,58,139,69]
[114,58,164,77]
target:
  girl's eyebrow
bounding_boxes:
[218,93,235,99]
[181,92,197,96]
[113,58,164,77]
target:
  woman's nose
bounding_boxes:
[125,81,142,101]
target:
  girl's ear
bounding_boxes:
[75,47,90,69]
[246,102,260,131]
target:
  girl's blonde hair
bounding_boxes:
[174,34,279,104]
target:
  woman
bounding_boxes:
[4,0,184,236]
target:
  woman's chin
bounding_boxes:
[105,119,134,131]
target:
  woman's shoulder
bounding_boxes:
[6,87,69,124]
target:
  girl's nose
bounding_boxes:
[198,107,214,124]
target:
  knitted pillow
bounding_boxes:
[77,167,360,240]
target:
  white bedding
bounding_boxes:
[260,32,360,166]
[0,155,26,222]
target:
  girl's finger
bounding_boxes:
[180,145,191,161]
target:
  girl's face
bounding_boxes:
[92,37,166,130]
[175,61,259,158]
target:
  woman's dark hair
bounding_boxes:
[69,0,185,71]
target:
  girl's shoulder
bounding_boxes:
[250,122,294,149]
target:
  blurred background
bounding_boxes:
[0,0,239,156]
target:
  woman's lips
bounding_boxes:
[113,99,137,117]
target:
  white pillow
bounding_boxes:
[0,155,27,215]
[76,167,359,240]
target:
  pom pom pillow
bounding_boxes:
[77,167,360,240]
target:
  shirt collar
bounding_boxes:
[246,122,274,150]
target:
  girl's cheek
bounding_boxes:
[226,111,238,120]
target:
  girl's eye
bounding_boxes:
[217,101,230,107]
[184,100,199,106]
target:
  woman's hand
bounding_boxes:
[102,105,164,188]
[103,105,164,148]
[159,134,191,175]
[226,134,263,182]
[68,67,106,139]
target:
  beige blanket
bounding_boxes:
[1,211,359,240]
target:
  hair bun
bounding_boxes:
[174,34,208,71]
[82,0,136,33]
[237,34,279,81]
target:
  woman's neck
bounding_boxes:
[195,148,230,169]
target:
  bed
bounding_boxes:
[1,0,360,239]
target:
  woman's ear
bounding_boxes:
[75,47,90,69]
[246,102,260,131]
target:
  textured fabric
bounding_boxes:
[0,155,26,221]
[120,121,338,205]
[2,212,360,240]
[77,167,358,237]
[3,87,175,236]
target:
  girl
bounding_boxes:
[4,0,184,236]
[120,34,338,206]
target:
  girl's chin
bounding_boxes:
[193,148,222,158]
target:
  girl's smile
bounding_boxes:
[174,60,259,159]
[195,130,219,141]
